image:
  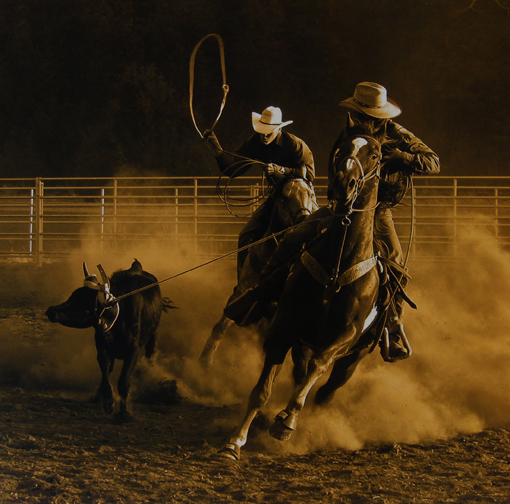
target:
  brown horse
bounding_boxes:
[217,122,386,460]
[199,177,317,368]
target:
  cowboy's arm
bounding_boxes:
[205,131,254,178]
[269,138,315,182]
[386,123,440,175]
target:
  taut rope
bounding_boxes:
[113,213,329,302]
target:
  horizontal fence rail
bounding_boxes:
[1,176,510,264]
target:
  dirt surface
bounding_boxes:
[1,382,509,504]
[1,252,510,503]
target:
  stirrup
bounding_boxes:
[380,325,413,363]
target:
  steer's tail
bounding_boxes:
[162,297,178,312]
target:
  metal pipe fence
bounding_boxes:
[1,176,510,265]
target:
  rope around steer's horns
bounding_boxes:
[189,33,229,138]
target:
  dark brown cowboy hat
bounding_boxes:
[340,82,401,119]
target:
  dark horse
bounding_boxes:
[218,123,387,460]
[199,177,317,368]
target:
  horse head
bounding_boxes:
[330,117,383,210]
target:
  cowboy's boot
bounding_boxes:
[386,277,412,361]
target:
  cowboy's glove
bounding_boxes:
[266,163,291,180]
[203,130,223,155]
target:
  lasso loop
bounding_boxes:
[189,33,229,138]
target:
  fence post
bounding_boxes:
[113,179,118,253]
[194,178,198,256]
[495,187,499,244]
[100,188,105,252]
[29,188,35,254]
[453,178,458,259]
[34,177,44,266]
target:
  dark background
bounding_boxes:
[0,0,508,179]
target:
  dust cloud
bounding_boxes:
[1,224,510,454]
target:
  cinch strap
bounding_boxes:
[301,251,377,288]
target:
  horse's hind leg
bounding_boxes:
[218,359,282,461]
[269,330,356,441]
[199,315,234,369]
[291,344,312,386]
[314,348,368,407]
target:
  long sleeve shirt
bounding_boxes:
[215,131,315,185]
[328,120,440,199]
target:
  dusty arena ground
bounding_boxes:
[1,234,510,503]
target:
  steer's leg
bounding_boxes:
[114,349,139,424]
[95,343,115,415]
[218,358,282,460]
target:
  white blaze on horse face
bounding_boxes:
[345,137,368,171]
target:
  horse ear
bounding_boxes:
[346,112,355,130]
[83,262,91,278]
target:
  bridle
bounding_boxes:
[331,134,382,218]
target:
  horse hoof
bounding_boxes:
[268,410,297,441]
[216,443,241,461]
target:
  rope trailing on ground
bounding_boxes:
[189,33,229,138]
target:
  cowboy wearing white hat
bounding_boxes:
[329,81,440,360]
[204,105,317,279]
[251,106,294,135]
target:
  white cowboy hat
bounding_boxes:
[252,106,293,134]
[340,82,401,119]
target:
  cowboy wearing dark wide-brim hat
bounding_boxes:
[330,81,440,360]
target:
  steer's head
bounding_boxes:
[45,262,114,329]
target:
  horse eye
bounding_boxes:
[372,153,379,159]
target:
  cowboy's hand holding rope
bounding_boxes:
[265,163,289,183]
[382,148,414,175]
[204,129,223,156]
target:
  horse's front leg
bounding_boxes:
[269,327,356,441]
[218,360,281,461]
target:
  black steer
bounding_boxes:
[45,259,174,423]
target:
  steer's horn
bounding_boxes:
[97,264,110,289]
[83,262,91,278]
